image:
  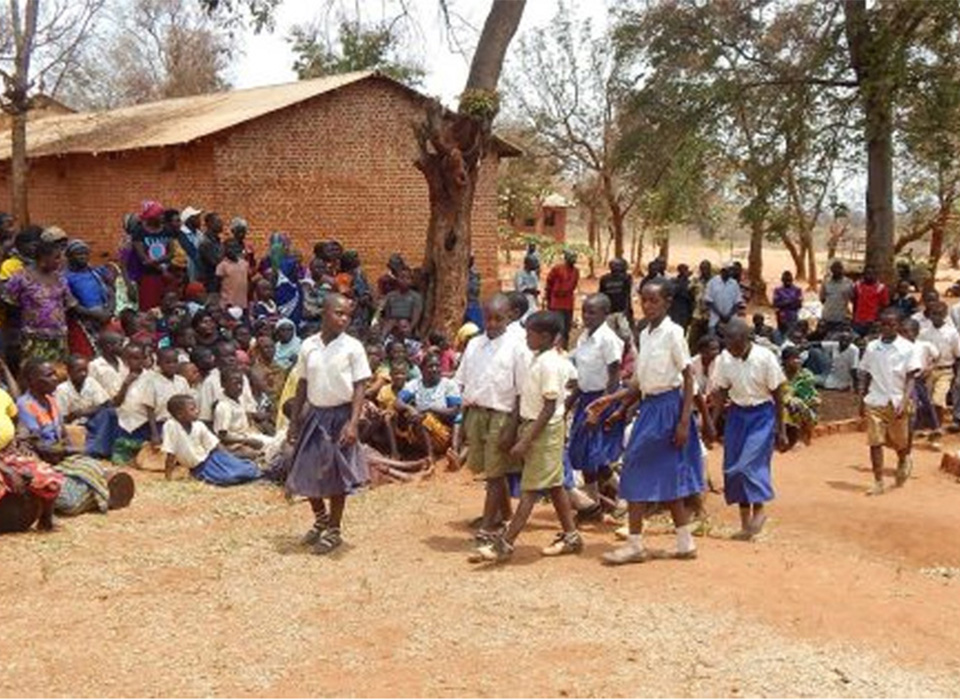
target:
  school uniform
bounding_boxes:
[909,338,939,432]
[517,348,571,492]
[567,323,624,474]
[819,341,860,391]
[151,373,192,423]
[213,394,276,454]
[285,332,371,499]
[712,344,785,505]
[918,323,960,408]
[161,419,260,486]
[860,336,922,452]
[88,357,129,399]
[620,317,704,504]
[198,368,256,422]
[456,330,527,478]
[54,376,117,458]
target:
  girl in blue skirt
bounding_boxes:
[587,280,704,564]
[286,294,371,555]
[710,318,787,540]
[566,294,624,506]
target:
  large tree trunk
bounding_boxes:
[10,111,29,226]
[780,232,805,279]
[804,233,818,291]
[418,0,526,335]
[749,219,767,304]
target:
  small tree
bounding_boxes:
[0,0,105,225]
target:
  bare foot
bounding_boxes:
[445,447,461,471]
[865,481,886,497]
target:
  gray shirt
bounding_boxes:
[821,276,855,324]
[704,275,742,328]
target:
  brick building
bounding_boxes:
[508,192,573,243]
[0,71,518,295]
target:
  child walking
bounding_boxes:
[917,301,960,450]
[455,294,527,544]
[586,280,703,564]
[471,311,582,562]
[567,294,624,507]
[711,318,787,539]
[286,294,371,555]
[860,308,921,494]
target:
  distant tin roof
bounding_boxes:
[0,70,521,160]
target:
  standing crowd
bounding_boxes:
[0,202,952,564]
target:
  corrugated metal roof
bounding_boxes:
[0,70,522,160]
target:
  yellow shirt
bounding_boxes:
[0,388,17,450]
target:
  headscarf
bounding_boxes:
[455,322,480,351]
[65,239,90,257]
[268,232,290,273]
[273,318,301,370]
[140,200,164,221]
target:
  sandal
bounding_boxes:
[313,528,343,555]
[895,458,913,487]
[301,513,331,546]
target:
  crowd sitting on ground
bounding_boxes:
[0,201,952,564]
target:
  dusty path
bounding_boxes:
[2,431,960,697]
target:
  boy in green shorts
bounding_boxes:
[470,311,583,563]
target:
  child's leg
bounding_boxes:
[419,424,436,463]
[312,494,346,555]
[37,500,54,531]
[738,503,752,532]
[301,498,329,544]
[328,493,346,530]
[547,485,577,534]
[868,445,885,494]
[602,501,652,564]
[501,492,538,546]
[480,477,508,534]
[385,414,400,459]
[667,499,696,555]
[749,503,767,534]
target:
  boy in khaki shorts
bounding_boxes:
[455,294,528,545]
[471,311,583,563]
[860,308,922,495]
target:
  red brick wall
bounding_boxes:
[0,77,502,294]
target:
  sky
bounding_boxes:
[232,0,608,108]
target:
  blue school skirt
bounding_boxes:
[723,402,776,505]
[191,448,261,486]
[85,406,119,459]
[286,404,368,499]
[619,388,704,503]
[566,390,623,474]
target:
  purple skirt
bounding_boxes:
[286,404,367,499]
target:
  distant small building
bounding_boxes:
[509,192,573,242]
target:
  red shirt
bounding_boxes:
[853,280,889,324]
[546,264,580,311]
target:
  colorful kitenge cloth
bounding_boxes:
[783,368,820,430]
[0,443,64,503]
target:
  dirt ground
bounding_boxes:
[2,431,960,697]
[3,241,960,697]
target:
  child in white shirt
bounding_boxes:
[711,318,787,540]
[55,355,114,458]
[471,311,582,563]
[213,368,274,461]
[860,308,922,494]
[88,331,129,400]
[917,301,960,447]
[161,394,260,485]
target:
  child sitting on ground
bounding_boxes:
[383,319,423,364]
[213,368,272,462]
[393,353,462,466]
[812,332,859,392]
[781,345,820,447]
[161,394,260,485]
[88,331,129,401]
[55,355,115,458]
[151,347,192,434]
[427,331,457,377]
[359,360,410,457]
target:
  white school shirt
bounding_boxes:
[54,377,111,417]
[950,302,960,331]
[912,310,955,333]
[88,357,129,398]
[910,339,939,373]
[519,348,569,423]
[213,395,251,437]
[860,336,922,408]
[572,322,624,392]
[820,341,860,391]
[295,332,372,408]
[712,344,785,407]
[454,331,526,413]
[116,371,155,432]
[161,419,219,469]
[918,323,960,369]
[634,317,689,396]
[151,373,192,422]
[198,369,256,421]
